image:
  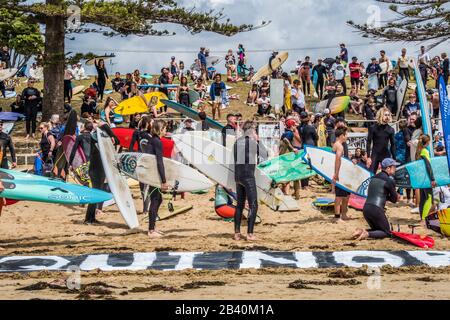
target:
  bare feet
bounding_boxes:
[25,135,29,140]
[352,229,364,239]
[246,234,257,241]
[341,215,353,221]
[234,233,242,241]
[148,230,163,238]
[95,209,106,217]
[356,230,369,241]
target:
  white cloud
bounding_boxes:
[66,0,446,75]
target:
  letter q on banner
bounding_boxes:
[67,5,81,31]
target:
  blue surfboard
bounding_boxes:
[395,156,450,189]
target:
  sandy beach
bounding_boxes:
[1,177,449,300]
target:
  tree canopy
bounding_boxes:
[0,8,44,68]
[348,0,450,50]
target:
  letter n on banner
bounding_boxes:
[439,76,450,175]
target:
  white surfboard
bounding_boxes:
[396,79,408,119]
[1,91,17,99]
[72,85,85,96]
[0,68,17,82]
[379,62,388,75]
[303,145,373,197]
[183,130,237,148]
[270,79,284,109]
[97,127,139,229]
[116,152,213,192]
[206,55,223,68]
[251,52,289,83]
[173,134,300,212]
[3,122,14,135]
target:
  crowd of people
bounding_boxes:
[0,42,449,242]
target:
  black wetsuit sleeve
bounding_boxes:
[422,155,435,182]
[221,127,227,146]
[257,141,269,163]
[386,178,398,204]
[403,128,411,143]
[100,124,120,146]
[154,138,166,183]
[367,125,373,157]
[129,130,138,151]
[389,128,396,160]
[7,136,16,163]
[69,135,81,165]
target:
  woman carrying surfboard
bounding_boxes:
[143,120,169,238]
[415,135,436,225]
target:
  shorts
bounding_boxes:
[350,77,360,86]
[214,96,222,103]
[335,185,350,197]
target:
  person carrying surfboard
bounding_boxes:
[233,121,268,241]
[415,134,436,225]
[333,126,351,222]
[353,158,400,240]
[84,120,120,225]
[142,120,169,238]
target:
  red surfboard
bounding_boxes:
[349,194,366,211]
[391,231,435,249]
[112,128,174,158]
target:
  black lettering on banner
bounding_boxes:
[1,251,450,273]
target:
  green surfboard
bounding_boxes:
[258,151,316,184]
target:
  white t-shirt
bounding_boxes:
[332,63,346,80]
[418,52,431,64]
[257,97,271,110]
[291,87,305,108]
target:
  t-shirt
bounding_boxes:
[404,102,420,115]
[398,55,409,69]
[349,62,361,79]
[418,52,431,64]
[257,97,271,110]
[291,87,305,108]
[340,48,348,62]
[332,63,345,80]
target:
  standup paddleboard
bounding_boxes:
[72,85,85,96]
[1,91,17,99]
[206,55,223,68]
[395,156,450,189]
[85,56,114,66]
[303,145,373,197]
[173,134,300,212]
[97,127,139,229]
[251,52,289,83]
[117,153,213,192]
[0,112,24,121]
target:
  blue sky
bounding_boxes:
[64,0,448,75]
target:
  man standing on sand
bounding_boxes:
[233,121,268,241]
[333,126,351,222]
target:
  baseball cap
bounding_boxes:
[324,109,331,115]
[300,111,308,119]
[381,158,399,169]
[285,119,296,128]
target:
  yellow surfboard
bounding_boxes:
[115,92,168,115]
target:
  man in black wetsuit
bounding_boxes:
[222,114,237,147]
[21,79,41,139]
[382,78,398,115]
[0,121,16,169]
[367,107,396,173]
[312,58,327,100]
[353,158,399,240]
[84,122,120,225]
[233,121,268,241]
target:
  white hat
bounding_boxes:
[324,109,331,114]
